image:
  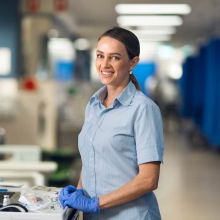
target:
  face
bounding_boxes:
[96,36,138,88]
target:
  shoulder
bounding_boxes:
[132,90,160,111]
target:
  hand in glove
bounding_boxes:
[59,185,78,207]
[59,186,100,213]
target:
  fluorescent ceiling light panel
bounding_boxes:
[137,35,171,41]
[138,35,171,42]
[139,39,169,42]
[121,26,177,33]
[117,16,183,26]
[130,29,176,35]
[115,4,191,15]
[137,26,176,31]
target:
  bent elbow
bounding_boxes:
[148,179,159,191]
[143,180,158,192]
[151,182,158,191]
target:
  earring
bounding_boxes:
[129,70,133,75]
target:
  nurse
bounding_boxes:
[59,27,164,220]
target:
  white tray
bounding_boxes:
[0,212,63,220]
[0,188,79,220]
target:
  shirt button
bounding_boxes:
[89,138,93,142]
[97,121,101,125]
[91,179,94,182]
[90,158,94,162]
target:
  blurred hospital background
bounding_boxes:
[0,0,220,219]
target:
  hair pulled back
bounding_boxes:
[99,27,141,91]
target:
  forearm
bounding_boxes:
[77,170,83,189]
[99,174,155,209]
[98,162,160,210]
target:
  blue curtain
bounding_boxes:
[209,39,220,145]
[197,46,207,127]
[180,39,220,147]
[201,40,219,145]
[180,62,189,116]
[180,57,196,118]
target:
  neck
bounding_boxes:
[105,79,130,102]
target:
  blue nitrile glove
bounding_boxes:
[63,189,100,213]
[59,185,78,207]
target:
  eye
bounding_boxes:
[97,54,104,58]
[112,56,120,60]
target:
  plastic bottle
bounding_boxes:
[3,195,10,207]
[51,191,61,211]
[53,191,59,204]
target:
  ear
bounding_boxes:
[129,56,140,71]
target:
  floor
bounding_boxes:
[155,126,220,220]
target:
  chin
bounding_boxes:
[100,80,110,86]
[100,77,113,86]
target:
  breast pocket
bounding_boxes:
[78,122,92,151]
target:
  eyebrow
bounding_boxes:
[96,50,122,56]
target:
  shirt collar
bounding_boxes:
[89,81,137,107]
[90,85,107,106]
[116,81,137,106]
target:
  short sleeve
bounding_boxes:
[134,103,164,165]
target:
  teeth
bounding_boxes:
[102,71,114,75]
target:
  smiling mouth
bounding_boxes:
[101,71,114,75]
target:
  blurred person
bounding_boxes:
[154,77,181,132]
[59,27,164,220]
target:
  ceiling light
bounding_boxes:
[138,35,171,42]
[138,26,176,31]
[115,4,191,15]
[130,29,176,35]
[139,39,169,42]
[121,26,177,34]
[158,45,174,59]
[74,38,90,50]
[168,64,183,79]
[137,35,172,41]
[117,16,183,26]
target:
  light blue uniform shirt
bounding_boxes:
[78,81,164,220]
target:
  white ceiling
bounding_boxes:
[56,0,220,48]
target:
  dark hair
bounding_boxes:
[99,26,141,91]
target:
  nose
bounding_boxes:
[101,57,111,68]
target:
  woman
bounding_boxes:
[59,27,164,220]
